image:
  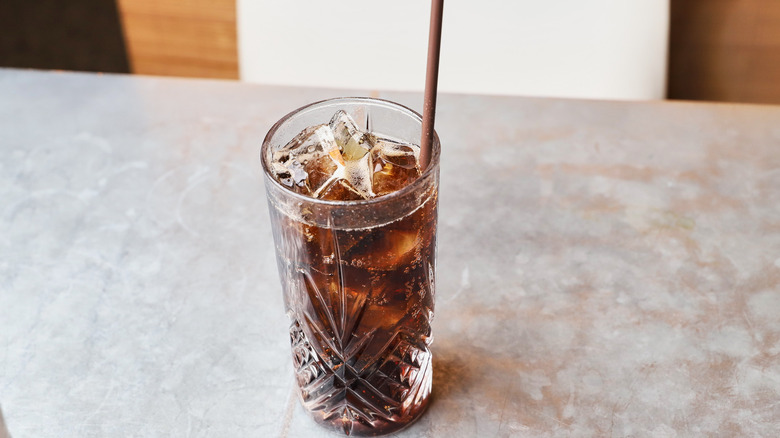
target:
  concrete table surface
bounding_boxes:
[1,69,779,437]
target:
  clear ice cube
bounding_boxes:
[342,151,374,199]
[330,110,370,161]
[370,136,421,196]
[270,111,421,201]
[373,136,419,169]
[271,125,340,194]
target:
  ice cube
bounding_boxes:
[271,124,343,196]
[342,152,374,199]
[370,136,421,196]
[330,111,370,160]
[305,154,340,195]
[343,228,421,270]
[314,111,375,200]
[270,111,421,200]
[373,136,419,169]
[316,179,366,201]
[272,125,338,167]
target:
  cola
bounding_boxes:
[262,98,440,436]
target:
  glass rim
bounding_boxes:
[261,96,441,207]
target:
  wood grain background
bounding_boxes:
[117,0,238,79]
[668,0,780,104]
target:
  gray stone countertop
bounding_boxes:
[1,69,779,437]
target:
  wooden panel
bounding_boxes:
[0,0,129,73]
[668,0,780,104]
[117,0,238,79]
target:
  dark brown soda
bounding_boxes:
[269,178,437,436]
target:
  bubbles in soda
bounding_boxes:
[267,111,436,436]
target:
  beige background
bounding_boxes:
[117,0,780,104]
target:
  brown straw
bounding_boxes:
[420,0,444,169]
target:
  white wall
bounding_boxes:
[238,1,669,100]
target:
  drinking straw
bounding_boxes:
[420,0,444,169]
